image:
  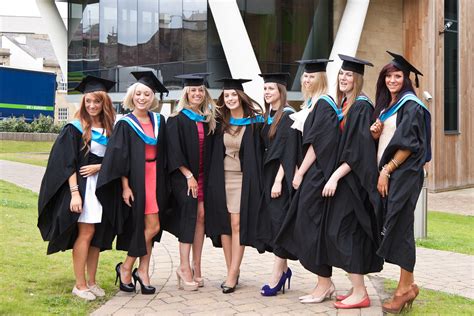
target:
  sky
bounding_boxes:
[0,0,67,17]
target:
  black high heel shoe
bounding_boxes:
[132,268,156,294]
[221,274,239,289]
[115,262,134,292]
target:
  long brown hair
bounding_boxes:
[263,83,288,139]
[75,91,115,152]
[336,70,364,122]
[217,89,262,135]
[374,63,415,119]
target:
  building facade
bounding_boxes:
[63,0,471,191]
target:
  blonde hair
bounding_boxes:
[172,85,218,133]
[300,72,328,109]
[122,82,162,112]
[336,70,364,118]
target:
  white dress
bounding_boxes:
[377,113,397,166]
[78,128,106,224]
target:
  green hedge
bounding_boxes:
[0,115,65,133]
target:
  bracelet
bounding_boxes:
[185,173,193,179]
[381,166,390,178]
[391,158,400,168]
[70,185,79,191]
[70,187,79,193]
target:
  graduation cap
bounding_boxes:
[258,73,290,87]
[215,78,251,91]
[75,75,115,93]
[131,71,169,95]
[175,73,211,87]
[387,51,423,87]
[338,54,374,75]
[296,59,333,73]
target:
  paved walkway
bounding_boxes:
[1,160,473,315]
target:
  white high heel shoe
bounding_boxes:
[300,283,336,304]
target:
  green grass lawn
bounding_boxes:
[0,180,123,315]
[384,279,474,315]
[0,140,53,167]
[418,211,474,255]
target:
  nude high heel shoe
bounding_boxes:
[176,270,198,291]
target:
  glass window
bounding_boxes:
[138,0,159,66]
[183,0,207,62]
[159,0,183,63]
[68,2,85,92]
[82,2,100,72]
[58,108,69,122]
[118,0,138,67]
[444,0,458,132]
[100,0,118,70]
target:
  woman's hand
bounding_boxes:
[187,176,198,199]
[377,173,390,197]
[322,177,338,197]
[370,119,383,140]
[70,191,82,213]
[122,187,134,207]
[79,164,101,177]
[271,180,282,198]
[292,171,303,190]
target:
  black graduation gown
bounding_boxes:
[38,124,114,255]
[376,100,429,272]
[257,110,301,259]
[206,121,264,249]
[275,97,340,275]
[322,99,384,274]
[96,115,169,258]
[165,112,212,243]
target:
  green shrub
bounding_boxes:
[0,115,63,133]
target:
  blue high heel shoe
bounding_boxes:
[260,267,292,296]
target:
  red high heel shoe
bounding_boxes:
[334,296,370,309]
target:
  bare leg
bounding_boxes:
[395,268,414,295]
[221,233,232,272]
[342,274,367,304]
[86,246,100,286]
[267,256,287,287]
[178,242,194,282]
[137,214,160,285]
[72,223,95,290]
[310,276,333,297]
[225,213,245,286]
[191,201,205,279]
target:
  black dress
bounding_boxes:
[275,96,340,277]
[38,124,114,255]
[322,98,384,274]
[165,112,212,243]
[376,99,430,272]
[206,120,264,249]
[258,109,301,259]
[96,114,169,258]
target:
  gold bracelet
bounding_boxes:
[391,158,400,168]
[381,166,391,178]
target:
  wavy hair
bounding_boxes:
[75,91,115,152]
[217,89,263,135]
[262,83,290,140]
[172,85,217,134]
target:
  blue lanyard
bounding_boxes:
[267,107,296,125]
[355,95,374,107]
[318,95,343,121]
[229,115,265,126]
[379,93,428,122]
[69,120,108,145]
[181,108,207,122]
[306,99,312,109]
[120,112,160,145]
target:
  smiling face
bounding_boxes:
[263,82,281,106]
[338,69,355,94]
[223,89,241,111]
[187,86,205,108]
[385,70,404,96]
[302,72,317,91]
[84,93,103,118]
[133,83,154,111]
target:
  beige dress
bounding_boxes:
[223,126,246,213]
[377,113,397,166]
